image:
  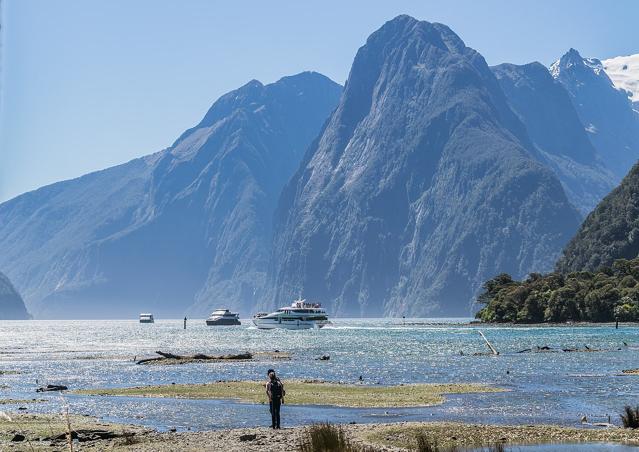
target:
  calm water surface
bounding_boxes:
[1,319,638,432]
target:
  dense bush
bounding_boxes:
[476,258,639,323]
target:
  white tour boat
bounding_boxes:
[205,309,241,326]
[139,313,154,323]
[252,298,330,330]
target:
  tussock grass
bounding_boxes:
[298,423,381,452]
[622,405,639,429]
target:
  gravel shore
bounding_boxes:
[3,415,639,451]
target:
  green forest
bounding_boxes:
[476,257,639,323]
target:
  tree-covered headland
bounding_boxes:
[476,258,639,323]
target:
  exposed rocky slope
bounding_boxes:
[0,271,30,319]
[0,72,341,318]
[492,62,615,215]
[269,16,581,317]
[557,162,639,272]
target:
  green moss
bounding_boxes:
[75,381,502,408]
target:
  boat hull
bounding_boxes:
[252,318,329,330]
[206,318,241,326]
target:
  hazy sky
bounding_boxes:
[2,0,638,202]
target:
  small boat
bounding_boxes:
[139,313,154,323]
[205,309,241,326]
[252,298,330,330]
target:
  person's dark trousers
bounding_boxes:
[270,397,281,428]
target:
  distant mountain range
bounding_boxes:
[0,73,341,318]
[1,15,638,318]
[551,49,639,181]
[0,271,30,320]
[492,62,614,215]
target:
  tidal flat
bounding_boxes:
[2,319,639,440]
[75,380,502,408]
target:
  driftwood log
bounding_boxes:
[36,384,68,392]
[136,351,252,365]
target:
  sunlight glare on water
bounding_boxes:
[1,319,638,430]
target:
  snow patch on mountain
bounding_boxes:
[603,54,639,110]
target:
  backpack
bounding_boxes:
[270,379,284,399]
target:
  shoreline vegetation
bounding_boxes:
[74,380,502,408]
[2,415,639,451]
[475,257,639,323]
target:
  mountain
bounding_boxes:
[492,62,615,214]
[603,54,639,111]
[0,72,341,319]
[557,162,639,273]
[269,15,581,317]
[551,49,639,180]
[0,271,30,320]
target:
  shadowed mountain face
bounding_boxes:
[269,16,581,317]
[492,62,615,215]
[0,72,341,319]
[0,271,30,320]
[551,49,639,180]
[557,163,639,273]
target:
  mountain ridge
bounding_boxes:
[551,48,639,181]
[0,72,342,318]
[492,61,615,214]
[0,271,30,320]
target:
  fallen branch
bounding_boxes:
[136,351,252,365]
[478,330,499,355]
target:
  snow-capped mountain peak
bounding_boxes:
[550,48,605,78]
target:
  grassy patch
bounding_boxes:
[75,380,501,408]
[364,422,639,450]
[0,413,146,441]
[0,398,47,405]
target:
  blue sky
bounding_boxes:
[2,0,638,202]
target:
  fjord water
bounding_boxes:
[1,319,638,431]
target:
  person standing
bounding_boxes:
[266,370,285,429]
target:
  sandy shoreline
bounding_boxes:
[3,414,639,451]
